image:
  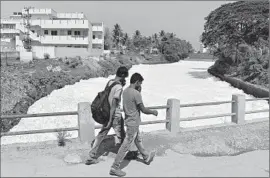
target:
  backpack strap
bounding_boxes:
[105,79,113,89]
[105,80,121,91]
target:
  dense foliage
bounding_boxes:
[104,24,194,62]
[202,1,269,87]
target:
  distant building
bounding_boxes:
[199,43,209,53]
[0,8,104,58]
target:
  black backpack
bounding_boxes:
[91,80,121,125]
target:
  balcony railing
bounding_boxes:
[22,8,57,16]
[0,19,21,24]
[92,38,103,44]
[41,35,89,45]
[29,19,89,29]
[57,13,85,19]
[0,29,20,34]
[92,26,103,31]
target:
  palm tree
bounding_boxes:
[134,30,142,38]
[169,33,176,38]
[121,33,129,46]
[104,27,112,50]
[133,30,142,50]
[152,33,159,48]
[112,23,123,49]
[159,30,165,38]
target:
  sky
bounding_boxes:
[1,1,234,50]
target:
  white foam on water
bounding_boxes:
[1,60,269,144]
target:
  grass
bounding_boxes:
[56,131,72,147]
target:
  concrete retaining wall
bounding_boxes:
[55,47,90,58]
[0,51,19,59]
[32,46,56,59]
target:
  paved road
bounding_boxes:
[1,148,269,177]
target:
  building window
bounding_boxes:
[44,30,48,35]
[93,35,96,39]
[51,31,58,36]
[68,30,72,35]
[74,31,80,36]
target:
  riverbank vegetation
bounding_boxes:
[1,53,145,132]
[105,24,194,62]
[201,1,269,88]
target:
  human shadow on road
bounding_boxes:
[82,135,133,168]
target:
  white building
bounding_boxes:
[0,8,104,58]
[199,43,209,53]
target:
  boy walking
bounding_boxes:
[110,73,158,177]
[85,66,129,165]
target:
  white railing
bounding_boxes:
[1,38,12,42]
[1,95,268,144]
[22,8,57,16]
[41,35,88,45]
[29,19,89,28]
[92,38,103,44]
[57,13,84,19]
[92,26,103,31]
[0,29,20,34]
[0,19,21,24]
[1,19,90,29]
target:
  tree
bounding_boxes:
[133,30,142,49]
[152,33,159,48]
[201,1,269,63]
[104,27,113,50]
[157,32,194,62]
[112,23,123,49]
[135,30,141,37]
[121,33,129,46]
[159,30,165,38]
[169,33,176,39]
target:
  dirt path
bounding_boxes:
[1,147,269,177]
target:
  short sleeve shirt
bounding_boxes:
[108,80,123,118]
[122,87,143,126]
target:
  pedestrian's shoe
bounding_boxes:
[109,167,126,177]
[144,151,156,165]
[85,158,99,165]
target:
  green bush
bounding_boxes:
[65,56,83,69]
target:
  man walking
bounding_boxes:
[110,73,158,177]
[85,66,129,165]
